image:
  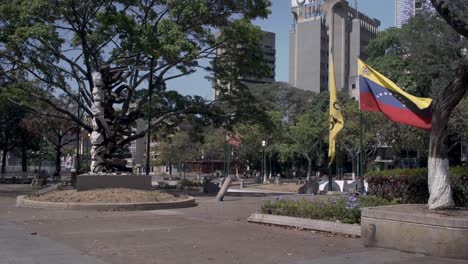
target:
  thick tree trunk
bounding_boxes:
[306,155,312,181]
[55,147,62,177]
[21,146,28,172]
[428,63,468,210]
[428,124,454,210]
[1,148,7,174]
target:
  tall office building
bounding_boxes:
[395,0,434,28]
[242,31,276,84]
[289,0,380,99]
[214,30,276,99]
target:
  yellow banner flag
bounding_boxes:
[328,54,344,166]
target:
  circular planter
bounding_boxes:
[16,195,196,211]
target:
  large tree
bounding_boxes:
[0,0,271,173]
[365,1,468,209]
[35,104,78,177]
[428,0,468,209]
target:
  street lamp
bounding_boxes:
[262,140,266,184]
[268,154,272,180]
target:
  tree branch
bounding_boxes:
[30,94,93,132]
[431,0,468,37]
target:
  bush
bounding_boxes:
[366,166,468,207]
[178,179,202,187]
[261,195,395,225]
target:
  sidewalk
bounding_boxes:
[0,222,105,264]
[0,185,466,264]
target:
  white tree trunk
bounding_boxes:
[427,157,454,210]
[426,63,468,210]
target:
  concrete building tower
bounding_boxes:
[289,0,380,99]
[213,30,276,99]
[395,0,434,28]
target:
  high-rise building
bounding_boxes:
[289,0,380,99]
[242,31,276,84]
[214,30,276,99]
[395,0,434,28]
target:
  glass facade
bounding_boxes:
[395,0,415,28]
[395,0,434,28]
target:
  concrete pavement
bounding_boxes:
[0,185,466,264]
[0,222,105,264]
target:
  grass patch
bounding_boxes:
[261,195,395,224]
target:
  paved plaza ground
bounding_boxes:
[0,185,466,264]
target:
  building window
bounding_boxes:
[305,5,312,18]
[352,84,356,89]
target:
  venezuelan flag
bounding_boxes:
[358,59,432,130]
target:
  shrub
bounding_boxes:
[178,179,202,187]
[261,195,395,225]
[366,166,468,207]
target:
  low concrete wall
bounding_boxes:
[248,213,360,236]
[77,174,151,191]
[16,195,196,211]
[361,204,468,260]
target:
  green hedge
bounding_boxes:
[178,179,202,187]
[261,195,395,225]
[366,166,468,207]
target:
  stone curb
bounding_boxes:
[16,195,196,211]
[227,189,296,196]
[247,213,361,237]
[362,205,468,228]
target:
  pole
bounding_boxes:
[223,141,227,177]
[261,148,263,181]
[335,155,339,179]
[227,145,231,177]
[39,135,43,177]
[76,89,81,173]
[359,110,365,194]
[262,145,266,183]
[268,154,272,180]
[146,56,155,176]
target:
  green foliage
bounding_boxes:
[366,166,467,177]
[367,14,468,98]
[366,166,468,207]
[0,0,273,149]
[156,131,201,166]
[178,179,202,187]
[261,195,395,224]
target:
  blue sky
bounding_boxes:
[166,0,395,99]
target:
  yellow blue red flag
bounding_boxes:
[358,59,432,130]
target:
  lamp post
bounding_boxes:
[39,135,44,177]
[146,56,155,176]
[268,154,272,180]
[262,140,266,184]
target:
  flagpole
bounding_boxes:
[328,10,335,193]
[359,109,365,194]
[357,66,365,195]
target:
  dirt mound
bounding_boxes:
[30,188,185,203]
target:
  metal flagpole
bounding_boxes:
[358,66,365,194]
[328,9,335,192]
[359,109,365,194]
[355,0,365,194]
